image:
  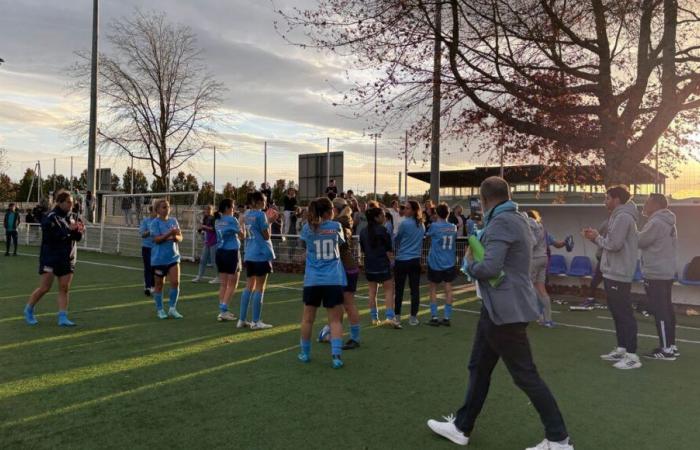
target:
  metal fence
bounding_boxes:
[3,222,469,269]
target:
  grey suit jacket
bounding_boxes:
[468,210,540,325]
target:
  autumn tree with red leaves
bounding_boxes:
[281,0,700,185]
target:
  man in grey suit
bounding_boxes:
[427,177,572,450]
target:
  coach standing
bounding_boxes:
[583,185,641,370]
[638,193,678,360]
[427,177,572,450]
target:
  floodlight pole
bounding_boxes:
[404,130,408,202]
[130,155,134,195]
[264,141,267,184]
[655,142,659,194]
[53,158,57,193]
[429,2,442,204]
[326,137,330,188]
[373,134,379,200]
[86,0,99,201]
[213,145,217,203]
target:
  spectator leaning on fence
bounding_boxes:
[638,193,679,361]
[282,188,298,235]
[4,202,20,256]
[121,196,134,226]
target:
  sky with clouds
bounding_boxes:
[0,0,459,196]
[1,1,697,198]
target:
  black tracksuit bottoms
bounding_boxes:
[455,308,568,442]
[604,278,638,353]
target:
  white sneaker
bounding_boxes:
[208,277,220,284]
[191,277,202,283]
[250,321,273,330]
[600,347,626,361]
[526,438,574,450]
[409,316,420,326]
[426,414,469,446]
[613,353,642,370]
[236,320,250,329]
[217,311,237,322]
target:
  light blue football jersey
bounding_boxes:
[216,215,241,251]
[395,217,425,261]
[139,217,154,248]
[243,210,275,262]
[300,221,347,287]
[149,217,181,266]
[427,220,458,270]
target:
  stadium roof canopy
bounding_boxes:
[408,163,666,188]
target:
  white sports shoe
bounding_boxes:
[208,277,220,284]
[217,311,237,322]
[250,321,273,330]
[409,316,420,326]
[236,320,250,329]
[613,353,642,370]
[526,438,574,450]
[426,414,469,446]
[600,347,626,361]
[191,277,202,283]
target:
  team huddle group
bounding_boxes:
[16,177,682,450]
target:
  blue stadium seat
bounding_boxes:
[633,260,643,282]
[679,261,700,286]
[548,254,568,276]
[567,256,593,277]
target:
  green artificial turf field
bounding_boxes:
[1,251,700,449]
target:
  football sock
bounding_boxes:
[350,324,361,342]
[219,303,228,313]
[168,288,179,309]
[154,292,164,311]
[445,304,453,320]
[252,291,263,322]
[239,289,251,321]
[430,302,438,318]
[330,338,342,357]
[385,307,395,320]
[300,338,311,355]
[370,307,379,321]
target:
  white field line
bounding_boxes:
[15,253,700,345]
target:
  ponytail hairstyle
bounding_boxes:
[407,200,424,227]
[308,197,334,232]
[250,191,266,209]
[365,207,385,248]
[217,198,234,220]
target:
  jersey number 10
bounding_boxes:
[314,239,336,260]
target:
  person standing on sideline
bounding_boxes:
[121,196,133,226]
[4,202,20,256]
[333,198,362,349]
[282,188,298,235]
[149,199,184,320]
[583,185,641,370]
[638,194,679,360]
[526,210,555,328]
[24,191,85,326]
[85,190,95,223]
[579,218,609,309]
[426,203,458,326]
[325,179,338,200]
[214,199,245,322]
[192,205,218,284]
[239,191,277,330]
[139,206,157,297]
[394,200,425,326]
[427,177,572,450]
